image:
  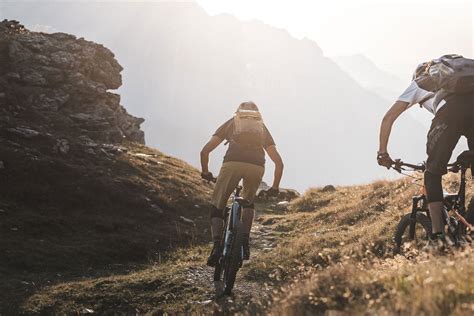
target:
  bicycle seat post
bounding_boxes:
[458,166,467,209]
[235,185,242,197]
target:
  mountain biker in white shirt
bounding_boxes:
[377,59,474,245]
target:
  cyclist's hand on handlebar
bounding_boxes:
[201,171,216,182]
[377,152,393,169]
[265,187,280,197]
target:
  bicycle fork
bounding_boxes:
[408,197,425,239]
[408,200,418,240]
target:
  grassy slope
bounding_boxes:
[15,172,474,315]
[257,175,474,315]
[0,138,214,314]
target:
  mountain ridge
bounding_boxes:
[2,1,428,190]
[333,53,406,101]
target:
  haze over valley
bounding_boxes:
[2,1,436,190]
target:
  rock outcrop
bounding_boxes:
[257,181,300,202]
[0,20,144,145]
[0,20,214,315]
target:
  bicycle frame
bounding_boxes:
[445,166,474,235]
[222,186,243,260]
[392,151,474,251]
[407,164,471,244]
[453,165,467,213]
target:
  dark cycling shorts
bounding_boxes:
[426,93,474,176]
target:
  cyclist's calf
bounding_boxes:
[424,170,446,235]
[424,171,443,203]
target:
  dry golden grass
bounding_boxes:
[245,179,419,279]
[250,173,474,315]
[272,248,474,315]
[18,171,474,315]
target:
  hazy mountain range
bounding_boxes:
[2,1,428,190]
[333,54,406,101]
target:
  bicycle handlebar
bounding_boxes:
[390,159,459,174]
[201,174,217,183]
[390,159,425,173]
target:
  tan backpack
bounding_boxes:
[231,110,265,148]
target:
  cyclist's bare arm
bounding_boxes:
[378,101,409,153]
[200,136,224,173]
[265,145,284,189]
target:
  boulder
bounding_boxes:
[321,185,336,192]
[257,182,300,202]
[278,188,300,201]
[0,19,145,145]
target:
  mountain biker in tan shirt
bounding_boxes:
[200,101,284,266]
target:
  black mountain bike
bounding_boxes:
[391,150,474,254]
[212,182,249,295]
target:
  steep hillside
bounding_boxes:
[2,1,427,190]
[265,177,474,315]
[0,21,213,314]
[17,171,474,314]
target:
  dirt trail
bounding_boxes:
[179,216,281,314]
[18,208,285,314]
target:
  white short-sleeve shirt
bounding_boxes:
[397,81,446,115]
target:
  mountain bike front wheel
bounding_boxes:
[223,221,244,295]
[393,213,432,254]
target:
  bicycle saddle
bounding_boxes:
[234,197,252,208]
[456,150,474,166]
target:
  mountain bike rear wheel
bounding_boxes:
[393,213,432,254]
[223,221,244,295]
[465,198,474,225]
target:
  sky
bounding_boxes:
[4,0,472,79]
[197,0,473,80]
